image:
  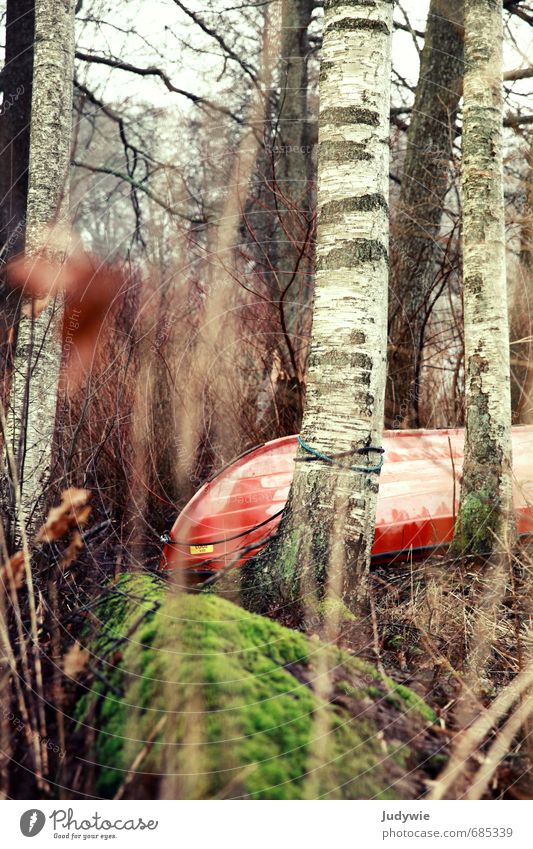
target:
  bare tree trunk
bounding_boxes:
[0,0,35,400]
[0,3,35,792]
[277,0,314,200]
[387,0,464,428]
[510,139,533,422]
[5,0,76,541]
[256,0,315,434]
[453,0,513,554]
[245,0,392,615]
[0,0,35,255]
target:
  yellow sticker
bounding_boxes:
[190,544,214,555]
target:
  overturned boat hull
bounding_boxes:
[161,427,533,573]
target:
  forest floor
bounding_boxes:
[359,550,533,799]
[9,525,533,799]
[143,541,533,799]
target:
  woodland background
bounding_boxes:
[0,0,532,801]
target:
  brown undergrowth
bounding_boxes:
[346,546,533,799]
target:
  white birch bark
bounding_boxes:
[454,0,513,552]
[5,0,76,536]
[247,0,392,611]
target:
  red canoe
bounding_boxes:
[161,427,533,573]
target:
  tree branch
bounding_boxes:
[72,159,207,224]
[75,50,244,124]
[504,66,533,81]
[503,0,533,25]
[171,0,258,84]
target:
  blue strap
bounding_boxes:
[296,434,384,473]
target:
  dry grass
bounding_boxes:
[356,545,533,798]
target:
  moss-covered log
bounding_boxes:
[74,574,441,800]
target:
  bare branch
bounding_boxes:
[504,66,533,80]
[171,0,258,84]
[72,159,207,224]
[75,50,244,124]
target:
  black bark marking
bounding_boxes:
[319,61,335,84]
[325,17,390,35]
[319,194,388,225]
[319,140,371,162]
[320,106,380,127]
[350,352,373,372]
[464,273,484,297]
[324,0,377,8]
[318,238,387,270]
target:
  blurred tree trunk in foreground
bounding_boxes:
[454,0,513,554]
[5,0,76,544]
[246,0,392,616]
[387,0,464,428]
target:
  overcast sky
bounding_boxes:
[75,0,532,116]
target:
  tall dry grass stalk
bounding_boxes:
[124,281,159,569]
[158,578,207,800]
[301,480,348,799]
[116,96,313,790]
[428,542,532,799]
[0,584,9,798]
[454,552,509,728]
[465,686,533,799]
[178,3,280,479]
[0,397,49,788]
[429,654,533,799]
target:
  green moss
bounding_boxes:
[453,486,499,554]
[382,683,436,724]
[429,753,448,770]
[78,574,436,799]
[307,596,358,626]
[279,529,302,588]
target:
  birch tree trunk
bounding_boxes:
[387,0,464,428]
[4,0,76,542]
[453,0,513,553]
[245,0,392,614]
